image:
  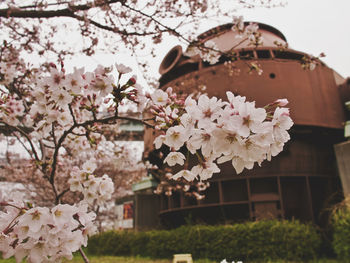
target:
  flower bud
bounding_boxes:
[49,62,57,68]
[274,98,289,107]
[128,77,136,85]
[166,87,173,94]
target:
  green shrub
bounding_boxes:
[88,220,321,261]
[88,230,132,255]
[331,199,350,262]
[129,231,150,257]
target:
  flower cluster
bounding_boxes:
[153,173,210,200]
[300,53,325,71]
[0,95,25,126]
[231,16,245,33]
[0,198,97,262]
[0,45,25,86]
[183,16,264,66]
[231,16,262,47]
[0,62,19,86]
[68,159,115,206]
[0,160,115,262]
[184,40,221,65]
[0,44,144,262]
[150,89,293,182]
[20,63,144,141]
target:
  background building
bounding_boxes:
[142,22,348,228]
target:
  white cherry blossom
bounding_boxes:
[154,134,166,149]
[51,88,73,108]
[164,125,189,150]
[149,88,293,181]
[18,207,51,233]
[172,170,197,181]
[187,129,215,157]
[231,16,244,33]
[82,159,97,173]
[51,204,77,229]
[192,94,223,129]
[211,128,242,155]
[116,63,132,74]
[164,152,186,166]
[151,89,169,106]
[272,107,293,143]
[191,161,220,181]
[64,67,85,94]
[201,40,221,64]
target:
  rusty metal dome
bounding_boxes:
[158,22,345,129]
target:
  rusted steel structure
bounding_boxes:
[144,22,347,227]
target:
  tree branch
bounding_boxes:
[72,13,158,36]
[0,7,75,18]
[12,132,34,159]
[121,2,191,44]
[0,0,123,18]
[79,247,89,263]
[49,114,153,203]
[0,122,40,162]
[1,3,161,37]
[57,188,70,201]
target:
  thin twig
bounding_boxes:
[12,132,34,159]
[0,122,40,162]
[49,114,153,203]
[79,247,89,263]
[122,2,190,43]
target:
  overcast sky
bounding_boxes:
[235,0,350,78]
[70,0,350,80]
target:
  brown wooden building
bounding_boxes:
[143,22,347,228]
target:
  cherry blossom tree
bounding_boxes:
[0,0,287,83]
[0,56,292,262]
[0,1,295,262]
[0,138,146,227]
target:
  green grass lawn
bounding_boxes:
[61,256,214,263]
[0,256,341,263]
[0,256,213,263]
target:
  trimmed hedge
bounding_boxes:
[88,220,321,261]
[332,203,350,262]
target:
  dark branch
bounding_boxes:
[0,122,40,162]
[49,114,154,203]
[122,2,191,44]
[0,7,75,18]
[0,2,161,37]
[0,0,123,18]
[57,188,70,203]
